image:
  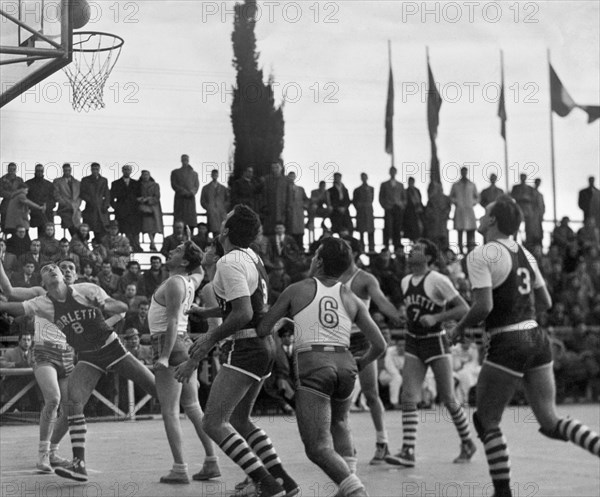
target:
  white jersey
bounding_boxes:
[148,275,196,335]
[34,316,68,348]
[293,278,353,350]
[344,269,371,335]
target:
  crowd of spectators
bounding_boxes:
[0,158,598,414]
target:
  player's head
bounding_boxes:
[58,259,78,284]
[479,195,522,238]
[40,262,65,287]
[202,239,224,270]
[311,237,352,278]
[166,241,203,274]
[408,238,439,268]
[221,204,261,248]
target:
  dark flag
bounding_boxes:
[385,60,394,155]
[579,105,600,123]
[498,81,507,139]
[549,64,577,117]
[427,59,442,183]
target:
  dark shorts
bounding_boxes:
[77,339,129,374]
[295,349,357,401]
[32,343,75,379]
[349,332,369,358]
[405,333,451,365]
[221,336,275,381]
[484,327,553,378]
[151,333,193,367]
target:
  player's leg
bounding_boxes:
[111,354,156,397]
[386,354,427,466]
[475,364,520,497]
[524,364,599,457]
[430,356,476,463]
[202,367,284,495]
[358,361,390,464]
[296,388,366,496]
[180,373,221,481]
[331,396,357,474]
[49,375,71,467]
[34,364,61,472]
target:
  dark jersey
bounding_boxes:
[47,287,113,351]
[486,243,536,330]
[403,272,444,336]
[216,248,270,329]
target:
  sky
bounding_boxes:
[1,0,599,232]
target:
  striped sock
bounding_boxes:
[68,414,87,462]
[246,428,296,490]
[557,418,600,456]
[219,432,269,482]
[449,405,472,442]
[483,428,511,493]
[402,408,418,451]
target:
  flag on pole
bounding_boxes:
[427,56,442,183]
[579,105,600,123]
[385,48,394,155]
[549,64,577,117]
[498,71,507,139]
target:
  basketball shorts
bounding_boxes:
[221,336,275,382]
[295,348,357,402]
[32,343,75,379]
[349,332,370,358]
[484,327,552,378]
[77,339,129,374]
[151,333,192,367]
[405,333,451,365]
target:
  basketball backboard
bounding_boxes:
[0,0,73,107]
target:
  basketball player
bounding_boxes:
[174,205,297,497]
[0,261,157,482]
[385,238,476,467]
[449,196,600,497]
[0,260,76,472]
[149,240,220,483]
[339,245,402,464]
[258,238,387,497]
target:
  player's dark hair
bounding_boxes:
[318,238,352,277]
[225,204,261,248]
[182,241,203,273]
[415,238,439,266]
[490,195,523,236]
[211,238,225,257]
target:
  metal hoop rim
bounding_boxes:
[71,31,125,53]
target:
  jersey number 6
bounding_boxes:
[319,297,339,328]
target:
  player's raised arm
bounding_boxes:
[0,300,26,316]
[0,258,44,301]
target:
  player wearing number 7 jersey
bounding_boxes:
[449,196,600,497]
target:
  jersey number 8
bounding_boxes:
[71,322,84,334]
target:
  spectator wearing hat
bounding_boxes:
[122,328,152,365]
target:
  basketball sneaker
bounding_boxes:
[36,452,53,473]
[369,442,390,465]
[384,446,415,467]
[254,475,285,497]
[49,452,71,467]
[159,469,190,484]
[453,439,477,463]
[276,477,300,497]
[192,460,221,481]
[54,458,88,482]
[229,478,255,497]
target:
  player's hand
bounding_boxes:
[448,325,464,346]
[389,314,402,328]
[154,357,169,371]
[174,359,198,384]
[189,334,214,362]
[185,304,205,316]
[419,314,438,328]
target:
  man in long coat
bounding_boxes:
[25,164,55,237]
[53,163,82,236]
[450,167,479,254]
[353,173,375,253]
[80,162,110,238]
[0,162,26,232]
[171,154,199,232]
[261,162,289,236]
[110,164,142,252]
[286,171,308,250]
[379,166,406,252]
[200,169,229,236]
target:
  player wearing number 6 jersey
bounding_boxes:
[175,205,297,497]
[258,238,386,497]
[449,196,600,497]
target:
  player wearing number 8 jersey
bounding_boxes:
[259,238,387,497]
[449,196,600,497]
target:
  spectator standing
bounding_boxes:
[160,220,187,258]
[529,178,546,250]
[38,222,61,261]
[0,162,26,231]
[404,177,424,242]
[328,172,353,234]
[80,162,110,239]
[6,225,31,256]
[578,176,599,221]
[101,220,132,275]
[479,173,504,209]
[577,218,600,254]
[263,324,296,415]
[552,217,576,254]
[260,161,289,235]
[230,166,262,212]
[450,167,479,254]
[171,154,199,233]
[353,173,375,253]
[110,164,142,252]
[424,182,452,252]
[53,163,82,236]
[142,256,169,299]
[25,164,55,237]
[307,181,332,234]
[0,239,19,278]
[286,171,308,250]
[379,166,406,252]
[200,169,229,237]
[5,186,45,234]
[511,173,536,244]
[138,170,163,252]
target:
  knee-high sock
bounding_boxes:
[68,414,87,462]
[557,418,600,456]
[483,428,511,494]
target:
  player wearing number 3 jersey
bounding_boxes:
[449,196,600,497]
[259,238,387,497]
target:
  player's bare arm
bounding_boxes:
[449,287,493,344]
[0,259,45,301]
[155,276,186,370]
[257,285,294,337]
[418,294,469,329]
[534,285,552,313]
[364,273,402,326]
[186,304,222,318]
[0,300,26,316]
[98,296,128,315]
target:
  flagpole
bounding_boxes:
[500,49,509,192]
[547,49,558,225]
[388,40,394,168]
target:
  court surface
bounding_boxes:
[1,404,598,497]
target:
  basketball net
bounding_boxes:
[63,31,124,112]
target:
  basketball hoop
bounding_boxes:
[63,31,124,112]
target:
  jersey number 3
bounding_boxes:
[516,267,531,295]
